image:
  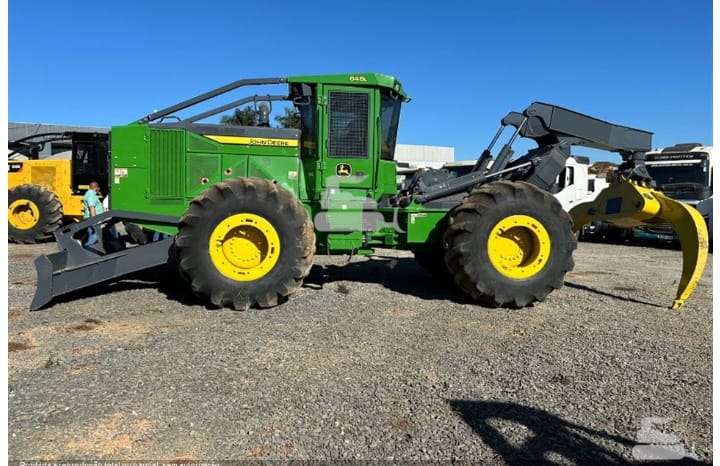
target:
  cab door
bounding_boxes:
[315,86,377,235]
[320,86,375,190]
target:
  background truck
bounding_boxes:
[633,143,713,243]
[8,132,109,243]
[29,73,708,312]
[547,155,610,215]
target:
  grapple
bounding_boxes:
[569,174,709,309]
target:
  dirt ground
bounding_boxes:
[7,240,713,462]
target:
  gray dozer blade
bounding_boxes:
[31,211,178,311]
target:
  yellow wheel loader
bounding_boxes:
[8,132,109,243]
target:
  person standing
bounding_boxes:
[82,181,104,246]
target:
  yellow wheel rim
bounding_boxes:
[209,213,281,281]
[8,199,40,230]
[487,215,551,279]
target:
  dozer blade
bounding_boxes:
[31,210,179,311]
[569,177,709,309]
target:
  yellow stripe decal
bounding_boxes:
[205,135,298,147]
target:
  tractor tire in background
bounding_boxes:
[174,177,316,310]
[8,184,63,244]
[444,180,576,307]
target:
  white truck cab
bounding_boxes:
[636,144,713,241]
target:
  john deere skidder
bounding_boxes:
[30,73,709,311]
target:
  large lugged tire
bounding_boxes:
[8,184,63,243]
[174,177,316,310]
[444,181,576,307]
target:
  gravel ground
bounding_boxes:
[7,240,713,463]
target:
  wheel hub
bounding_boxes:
[8,199,40,230]
[488,215,551,279]
[209,213,280,281]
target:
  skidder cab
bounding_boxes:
[30,73,708,311]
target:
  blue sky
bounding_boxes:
[8,0,713,163]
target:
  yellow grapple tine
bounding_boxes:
[569,177,709,309]
[652,191,709,309]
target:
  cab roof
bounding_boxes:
[286,72,410,101]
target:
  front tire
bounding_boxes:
[8,184,63,243]
[175,178,315,310]
[444,181,576,307]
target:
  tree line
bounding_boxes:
[220,106,300,128]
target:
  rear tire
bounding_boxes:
[444,181,576,307]
[175,177,315,310]
[8,184,63,243]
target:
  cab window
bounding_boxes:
[380,92,402,161]
[328,91,369,158]
[292,83,317,158]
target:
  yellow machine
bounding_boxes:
[8,132,109,243]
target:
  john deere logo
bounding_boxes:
[336,163,352,176]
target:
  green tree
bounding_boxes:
[275,107,301,129]
[220,106,258,126]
